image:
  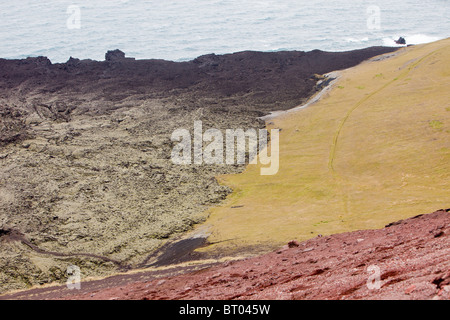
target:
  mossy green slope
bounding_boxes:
[199,38,450,254]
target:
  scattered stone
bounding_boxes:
[288,240,300,248]
[181,287,192,294]
[432,272,450,289]
[105,49,126,61]
[277,245,290,254]
[404,284,416,294]
[395,37,406,45]
[434,231,445,238]
[156,279,166,286]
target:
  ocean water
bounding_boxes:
[0,0,448,63]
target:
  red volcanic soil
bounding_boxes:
[49,209,449,300]
[2,209,449,300]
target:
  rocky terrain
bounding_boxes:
[0,46,398,293]
[2,208,448,300]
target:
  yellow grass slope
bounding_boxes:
[199,39,450,255]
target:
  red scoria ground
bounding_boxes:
[64,209,450,300]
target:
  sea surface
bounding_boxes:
[0,0,449,63]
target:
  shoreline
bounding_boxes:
[258,48,405,122]
[259,71,342,122]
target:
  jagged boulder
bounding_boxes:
[395,37,406,45]
[105,49,126,62]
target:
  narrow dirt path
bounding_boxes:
[328,45,449,172]
[1,227,213,274]
[1,228,127,268]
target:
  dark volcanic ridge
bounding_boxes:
[0,46,398,146]
[2,47,399,101]
[0,46,399,294]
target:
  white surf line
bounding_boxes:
[259,71,341,122]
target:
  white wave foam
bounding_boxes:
[346,37,369,43]
[383,34,441,47]
[406,34,441,45]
